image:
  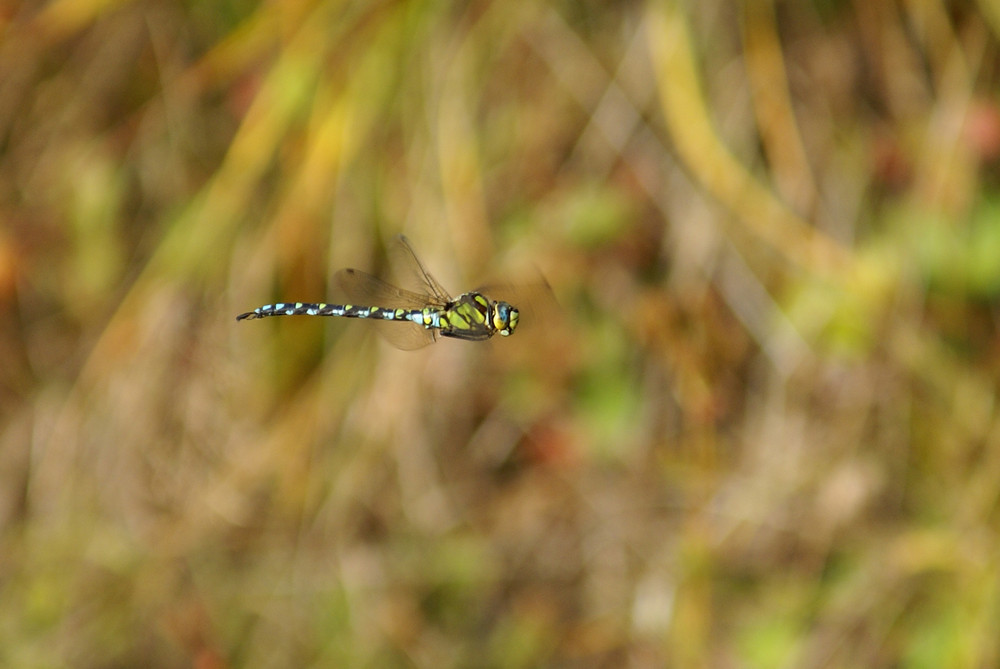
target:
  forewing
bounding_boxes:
[336,268,432,310]
[476,275,559,339]
[391,235,452,304]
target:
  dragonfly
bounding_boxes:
[236,236,519,349]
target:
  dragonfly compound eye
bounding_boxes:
[493,302,518,336]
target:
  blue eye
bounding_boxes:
[497,304,509,320]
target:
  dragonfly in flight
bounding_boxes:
[237,236,519,349]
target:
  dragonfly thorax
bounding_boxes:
[436,292,518,341]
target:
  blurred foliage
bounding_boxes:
[3,0,1000,667]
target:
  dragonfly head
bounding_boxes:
[492,301,519,336]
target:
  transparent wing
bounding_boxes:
[334,268,438,350]
[391,235,453,304]
[335,268,438,309]
[477,274,559,339]
[369,321,438,350]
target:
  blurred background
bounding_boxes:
[3,0,1000,666]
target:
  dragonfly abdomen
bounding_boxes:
[236,302,434,323]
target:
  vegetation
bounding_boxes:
[2,1,1000,666]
